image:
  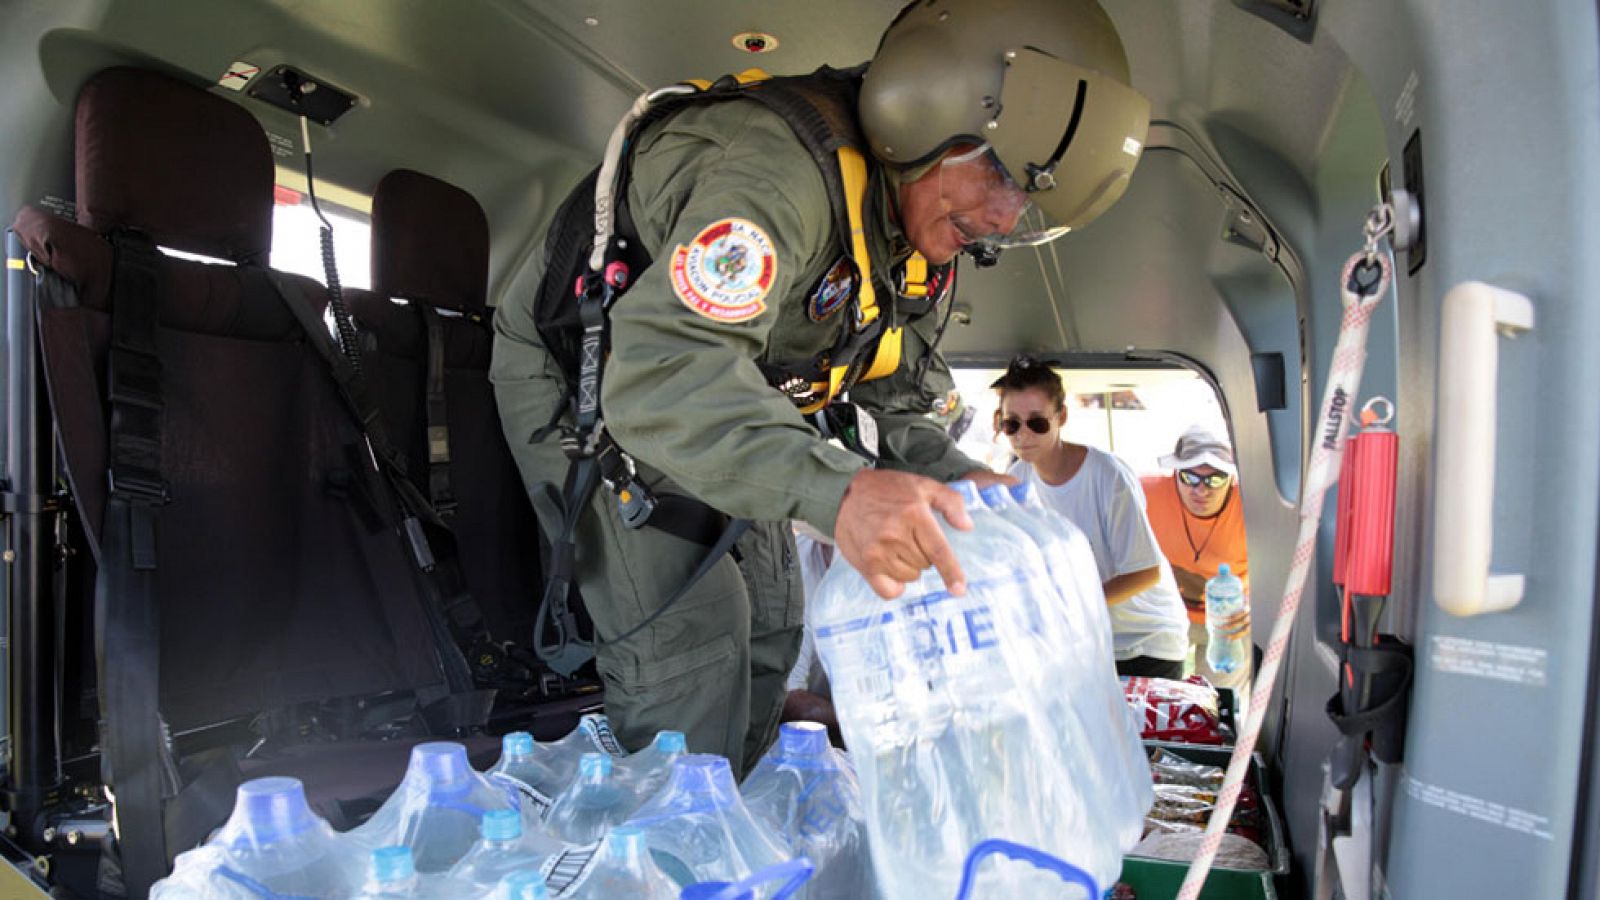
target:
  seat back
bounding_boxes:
[347,169,541,646]
[12,67,448,731]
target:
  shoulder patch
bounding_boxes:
[669,218,776,323]
[807,256,858,322]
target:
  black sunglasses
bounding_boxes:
[1177,469,1231,489]
[1000,416,1052,436]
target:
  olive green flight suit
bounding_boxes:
[490,98,981,774]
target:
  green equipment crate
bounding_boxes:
[1118,857,1277,900]
[1130,742,1290,878]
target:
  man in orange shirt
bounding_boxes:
[1141,425,1252,699]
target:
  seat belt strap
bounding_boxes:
[418,304,458,519]
[99,230,174,896]
[263,272,486,701]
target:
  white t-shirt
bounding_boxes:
[1009,447,1189,662]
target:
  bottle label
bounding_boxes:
[541,840,603,893]
[490,772,554,818]
[580,715,628,756]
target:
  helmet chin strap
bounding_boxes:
[964,242,1002,268]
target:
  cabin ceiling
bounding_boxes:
[10,0,1380,361]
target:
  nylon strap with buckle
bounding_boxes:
[418,304,458,519]
[98,229,175,896]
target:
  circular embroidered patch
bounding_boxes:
[807,256,858,322]
[669,218,776,322]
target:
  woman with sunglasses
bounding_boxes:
[991,357,1189,678]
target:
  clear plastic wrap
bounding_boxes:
[477,870,551,899]
[448,808,565,888]
[544,752,636,843]
[740,722,873,899]
[354,846,476,898]
[809,480,1122,899]
[622,754,792,888]
[615,730,688,802]
[489,715,627,819]
[1000,480,1155,849]
[680,858,816,900]
[150,777,364,899]
[557,824,681,899]
[347,742,534,873]
[488,732,565,818]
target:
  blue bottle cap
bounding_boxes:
[777,722,829,758]
[978,483,1012,509]
[233,777,316,845]
[1007,481,1034,504]
[503,731,535,756]
[1218,563,1231,577]
[607,824,648,853]
[950,479,983,507]
[579,752,613,779]
[654,730,688,754]
[371,845,415,883]
[496,870,550,900]
[410,742,474,802]
[481,808,522,841]
[671,755,738,801]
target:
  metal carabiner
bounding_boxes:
[1362,203,1395,266]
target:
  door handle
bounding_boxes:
[1432,281,1534,616]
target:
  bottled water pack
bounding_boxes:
[810,480,1136,898]
[741,722,873,898]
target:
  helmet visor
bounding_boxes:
[938,144,1073,255]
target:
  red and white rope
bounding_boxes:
[1175,250,1391,899]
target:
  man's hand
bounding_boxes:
[1216,605,1251,640]
[835,469,971,600]
[957,469,1020,491]
[1173,567,1208,603]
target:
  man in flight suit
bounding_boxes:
[491,0,1151,772]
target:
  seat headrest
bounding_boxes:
[372,169,490,312]
[75,67,274,265]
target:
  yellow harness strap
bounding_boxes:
[675,70,929,415]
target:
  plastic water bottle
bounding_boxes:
[150,776,364,898]
[741,722,872,899]
[448,809,565,888]
[545,752,636,844]
[356,846,473,898]
[559,824,680,899]
[349,742,533,873]
[616,730,688,802]
[624,754,790,889]
[489,732,564,817]
[479,870,551,900]
[1205,564,1248,674]
[811,480,1121,897]
[680,858,816,900]
[983,483,1152,851]
[940,483,1115,890]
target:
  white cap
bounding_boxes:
[1158,425,1237,476]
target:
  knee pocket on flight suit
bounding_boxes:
[597,632,742,746]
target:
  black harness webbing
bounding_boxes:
[264,273,487,702]
[98,229,174,897]
[418,304,458,519]
[529,70,886,676]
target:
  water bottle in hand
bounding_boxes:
[1204,564,1248,674]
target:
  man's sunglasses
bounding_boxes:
[999,416,1052,436]
[1178,469,1231,489]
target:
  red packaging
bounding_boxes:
[1123,675,1232,745]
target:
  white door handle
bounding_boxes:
[1432,281,1534,616]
